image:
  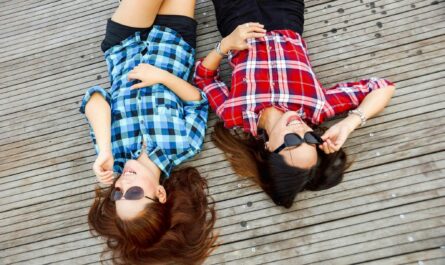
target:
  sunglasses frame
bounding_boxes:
[273,131,323,154]
[111,186,158,202]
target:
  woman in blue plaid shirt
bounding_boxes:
[79,1,217,264]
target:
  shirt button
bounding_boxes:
[268,46,272,51]
[243,77,248,83]
[140,120,144,124]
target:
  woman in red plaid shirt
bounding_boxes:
[194,0,396,208]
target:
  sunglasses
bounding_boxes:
[110,186,157,202]
[273,132,323,154]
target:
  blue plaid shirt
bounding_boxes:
[79,26,208,177]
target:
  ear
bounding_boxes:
[156,185,167,204]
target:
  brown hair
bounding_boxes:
[88,167,218,265]
[212,122,348,208]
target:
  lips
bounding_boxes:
[286,115,302,126]
[122,165,137,175]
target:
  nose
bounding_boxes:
[289,125,306,137]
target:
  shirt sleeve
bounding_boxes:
[79,85,111,114]
[182,91,209,152]
[193,59,229,118]
[322,77,395,120]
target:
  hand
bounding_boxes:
[128,63,166,89]
[93,149,115,185]
[220,22,266,53]
[319,116,359,154]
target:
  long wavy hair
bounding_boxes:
[212,122,349,208]
[88,167,218,265]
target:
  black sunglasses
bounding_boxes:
[111,186,157,202]
[273,132,323,153]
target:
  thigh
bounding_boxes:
[111,0,164,28]
[158,0,196,18]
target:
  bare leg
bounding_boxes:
[158,0,196,18]
[111,0,164,28]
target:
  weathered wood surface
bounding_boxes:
[1,0,444,264]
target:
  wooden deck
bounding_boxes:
[1,0,445,264]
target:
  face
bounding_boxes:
[114,160,166,220]
[266,111,318,169]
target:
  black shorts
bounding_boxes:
[101,15,197,53]
[212,0,305,37]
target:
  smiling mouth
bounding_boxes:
[286,115,303,126]
[122,166,137,175]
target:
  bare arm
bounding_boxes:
[128,64,201,102]
[85,93,112,152]
[345,85,396,130]
[321,85,396,154]
[84,93,114,184]
[159,70,202,102]
[201,22,266,71]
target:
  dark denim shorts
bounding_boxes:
[212,0,305,37]
[101,15,197,52]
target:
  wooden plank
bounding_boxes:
[1,0,444,264]
[2,156,443,246]
[210,208,445,264]
[362,248,445,265]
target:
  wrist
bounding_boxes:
[220,38,231,55]
[99,144,112,153]
[344,115,361,133]
[157,68,169,85]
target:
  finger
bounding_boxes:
[98,170,111,178]
[327,139,337,153]
[101,175,114,183]
[104,180,113,185]
[103,171,114,177]
[128,72,139,81]
[321,142,330,154]
[247,22,264,28]
[99,172,114,182]
[245,32,267,39]
[321,144,330,154]
[246,26,267,33]
[131,82,148,90]
[321,130,332,141]
[100,178,114,185]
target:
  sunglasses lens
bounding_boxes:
[125,186,144,200]
[305,132,322,144]
[111,188,123,201]
[284,134,302,147]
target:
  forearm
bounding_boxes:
[85,93,112,152]
[160,71,202,101]
[359,85,395,119]
[201,38,229,70]
[346,85,396,131]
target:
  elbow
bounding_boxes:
[387,84,396,95]
[386,85,396,101]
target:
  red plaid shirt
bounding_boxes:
[194,30,394,137]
